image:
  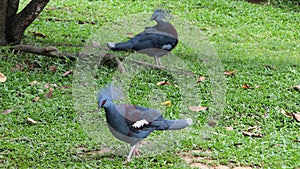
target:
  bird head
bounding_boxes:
[97,93,112,109]
[151,9,166,22]
[97,83,123,110]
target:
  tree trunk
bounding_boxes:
[0,0,8,45]
[0,0,49,45]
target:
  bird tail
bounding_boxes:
[161,118,193,130]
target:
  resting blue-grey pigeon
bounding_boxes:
[107,9,178,66]
[97,84,192,163]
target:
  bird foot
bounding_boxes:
[123,146,141,164]
[123,159,131,164]
[133,147,141,156]
[107,42,116,49]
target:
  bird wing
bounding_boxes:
[117,104,164,131]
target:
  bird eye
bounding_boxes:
[101,100,107,106]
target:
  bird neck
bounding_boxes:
[104,103,122,119]
[155,21,178,39]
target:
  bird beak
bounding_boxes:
[150,14,156,21]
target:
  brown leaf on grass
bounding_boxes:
[189,106,207,112]
[62,70,73,77]
[293,85,300,92]
[247,125,260,132]
[44,83,50,89]
[242,131,263,138]
[2,109,13,115]
[44,88,53,98]
[224,70,235,76]
[61,86,71,89]
[33,96,40,102]
[280,108,293,117]
[27,117,38,124]
[242,84,252,89]
[52,84,58,88]
[225,126,234,131]
[31,31,47,38]
[127,32,134,38]
[196,76,206,83]
[11,63,24,72]
[292,113,300,122]
[264,65,276,70]
[28,63,36,70]
[29,80,39,86]
[0,72,7,82]
[157,81,170,86]
[50,66,57,72]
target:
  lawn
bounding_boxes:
[1,0,299,168]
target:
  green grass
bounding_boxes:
[1,0,300,168]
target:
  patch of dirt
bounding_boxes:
[76,147,112,157]
[181,149,253,169]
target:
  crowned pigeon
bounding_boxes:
[97,84,192,163]
[107,9,178,66]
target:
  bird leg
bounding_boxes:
[154,56,162,66]
[124,144,140,163]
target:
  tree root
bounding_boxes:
[12,44,193,76]
[13,44,75,60]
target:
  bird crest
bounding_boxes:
[152,9,173,22]
[97,83,123,101]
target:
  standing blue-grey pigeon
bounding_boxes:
[97,84,192,163]
[107,9,178,66]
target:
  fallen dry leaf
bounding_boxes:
[32,31,46,38]
[50,66,57,72]
[63,70,73,77]
[293,85,300,92]
[233,167,253,169]
[61,86,71,89]
[29,80,39,86]
[189,106,207,112]
[280,108,293,117]
[161,101,171,106]
[292,113,300,122]
[247,126,260,132]
[2,109,13,115]
[28,63,36,70]
[242,84,252,89]
[33,96,40,102]
[0,72,7,82]
[157,81,171,86]
[44,83,50,89]
[44,88,53,98]
[52,83,58,88]
[11,63,24,72]
[27,117,38,124]
[196,76,206,83]
[225,126,234,131]
[264,65,276,70]
[127,32,134,38]
[224,70,235,76]
[242,131,263,138]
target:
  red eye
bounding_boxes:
[101,100,106,106]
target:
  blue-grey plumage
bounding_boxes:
[107,9,178,66]
[97,84,193,163]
